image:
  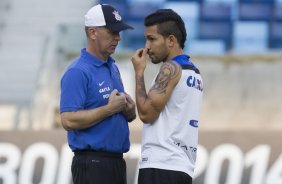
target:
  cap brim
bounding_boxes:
[106,22,134,32]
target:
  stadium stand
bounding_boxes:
[199,3,233,49]
[94,0,282,53]
[1,0,282,130]
[0,0,93,130]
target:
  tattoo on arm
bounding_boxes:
[136,73,159,112]
[150,61,180,94]
[136,74,147,100]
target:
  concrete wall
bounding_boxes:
[117,58,282,131]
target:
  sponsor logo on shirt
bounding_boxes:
[98,81,105,86]
[174,141,197,153]
[142,157,148,162]
[189,120,198,128]
[99,86,111,99]
[187,76,203,92]
[99,87,110,93]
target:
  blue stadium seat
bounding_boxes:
[167,0,203,2]
[199,21,233,48]
[239,0,274,3]
[200,3,232,21]
[205,0,238,4]
[164,2,200,19]
[233,21,269,53]
[273,4,282,21]
[269,22,282,48]
[239,3,273,21]
[127,3,160,21]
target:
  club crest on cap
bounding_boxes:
[113,10,122,21]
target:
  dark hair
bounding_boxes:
[144,9,186,49]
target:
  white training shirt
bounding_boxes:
[139,63,203,178]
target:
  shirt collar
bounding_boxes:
[171,54,192,66]
[80,48,115,67]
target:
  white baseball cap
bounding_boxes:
[85,4,134,32]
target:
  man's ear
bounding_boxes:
[89,28,97,40]
[167,35,176,48]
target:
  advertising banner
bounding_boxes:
[0,130,281,184]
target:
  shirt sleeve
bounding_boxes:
[60,68,88,113]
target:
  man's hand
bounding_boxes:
[122,93,136,122]
[131,48,148,74]
[108,89,127,114]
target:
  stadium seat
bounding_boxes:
[199,21,233,48]
[167,0,203,3]
[164,2,200,18]
[233,21,269,53]
[239,2,273,21]
[127,3,160,21]
[240,0,274,3]
[205,0,238,4]
[199,3,233,48]
[273,4,282,21]
[200,3,232,21]
[269,22,282,48]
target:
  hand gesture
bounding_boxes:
[131,48,148,74]
[108,89,127,114]
[122,93,136,122]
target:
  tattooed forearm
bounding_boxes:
[136,74,160,112]
[136,74,147,100]
[150,61,180,93]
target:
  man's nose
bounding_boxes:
[145,41,150,50]
[114,33,121,41]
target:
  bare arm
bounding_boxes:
[131,49,181,124]
[61,89,127,130]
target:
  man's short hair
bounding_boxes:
[144,9,186,49]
